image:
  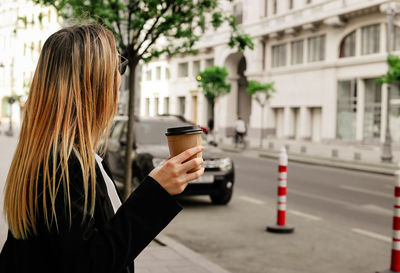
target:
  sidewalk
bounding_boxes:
[220,138,400,176]
[0,133,232,273]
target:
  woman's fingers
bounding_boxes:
[184,167,205,183]
[181,157,203,173]
[172,146,204,164]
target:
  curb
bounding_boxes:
[259,151,398,176]
[157,235,232,273]
[219,146,399,176]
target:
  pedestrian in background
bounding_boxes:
[0,24,204,273]
[235,116,246,148]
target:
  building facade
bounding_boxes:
[140,0,400,147]
[0,0,61,126]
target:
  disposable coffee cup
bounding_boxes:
[166,125,203,172]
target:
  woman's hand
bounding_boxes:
[149,146,205,195]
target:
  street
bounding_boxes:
[162,150,392,273]
[0,135,394,272]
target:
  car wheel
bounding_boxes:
[210,186,233,205]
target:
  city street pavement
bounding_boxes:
[220,138,400,175]
[0,132,231,273]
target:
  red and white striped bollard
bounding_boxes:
[267,146,294,234]
[377,170,400,273]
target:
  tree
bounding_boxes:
[246,80,275,147]
[379,54,400,84]
[32,0,254,199]
[196,65,231,122]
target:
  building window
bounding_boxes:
[262,40,266,70]
[363,78,382,141]
[271,43,287,68]
[206,58,214,67]
[193,60,201,77]
[308,35,326,62]
[145,98,150,116]
[273,0,277,15]
[233,3,243,24]
[156,66,161,80]
[288,0,293,9]
[154,97,159,115]
[146,69,152,81]
[178,62,188,78]
[164,97,170,114]
[361,24,380,55]
[166,68,170,80]
[306,0,312,4]
[392,26,400,51]
[178,96,186,116]
[337,80,357,140]
[291,40,304,65]
[339,31,356,58]
[264,0,268,17]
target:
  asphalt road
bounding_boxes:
[163,150,393,273]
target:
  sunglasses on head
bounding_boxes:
[118,54,129,75]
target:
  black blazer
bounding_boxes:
[0,154,182,273]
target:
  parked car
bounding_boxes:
[105,115,235,205]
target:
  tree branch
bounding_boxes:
[134,2,172,53]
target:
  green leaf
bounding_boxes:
[246,80,276,101]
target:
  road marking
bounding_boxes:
[289,210,322,221]
[239,196,265,205]
[290,188,354,207]
[352,228,391,243]
[339,185,392,198]
[360,204,393,216]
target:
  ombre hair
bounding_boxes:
[4,24,120,239]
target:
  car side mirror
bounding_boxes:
[119,138,127,146]
[119,138,137,150]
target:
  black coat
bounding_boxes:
[0,154,182,273]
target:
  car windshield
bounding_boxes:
[134,119,206,145]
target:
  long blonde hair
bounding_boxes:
[4,24,120,239]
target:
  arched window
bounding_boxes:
[339,31,356,58]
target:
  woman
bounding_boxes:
[0,24,204,273]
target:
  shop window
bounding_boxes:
[336,80,357,140]
[361,24,380,55]
[164,97,170,114]
[363,78,382,141]
[339,31,356,58]
[145,98,150,116]
[178,96,186,116]
[154,97,159,115]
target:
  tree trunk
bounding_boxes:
[123,61,138,200]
